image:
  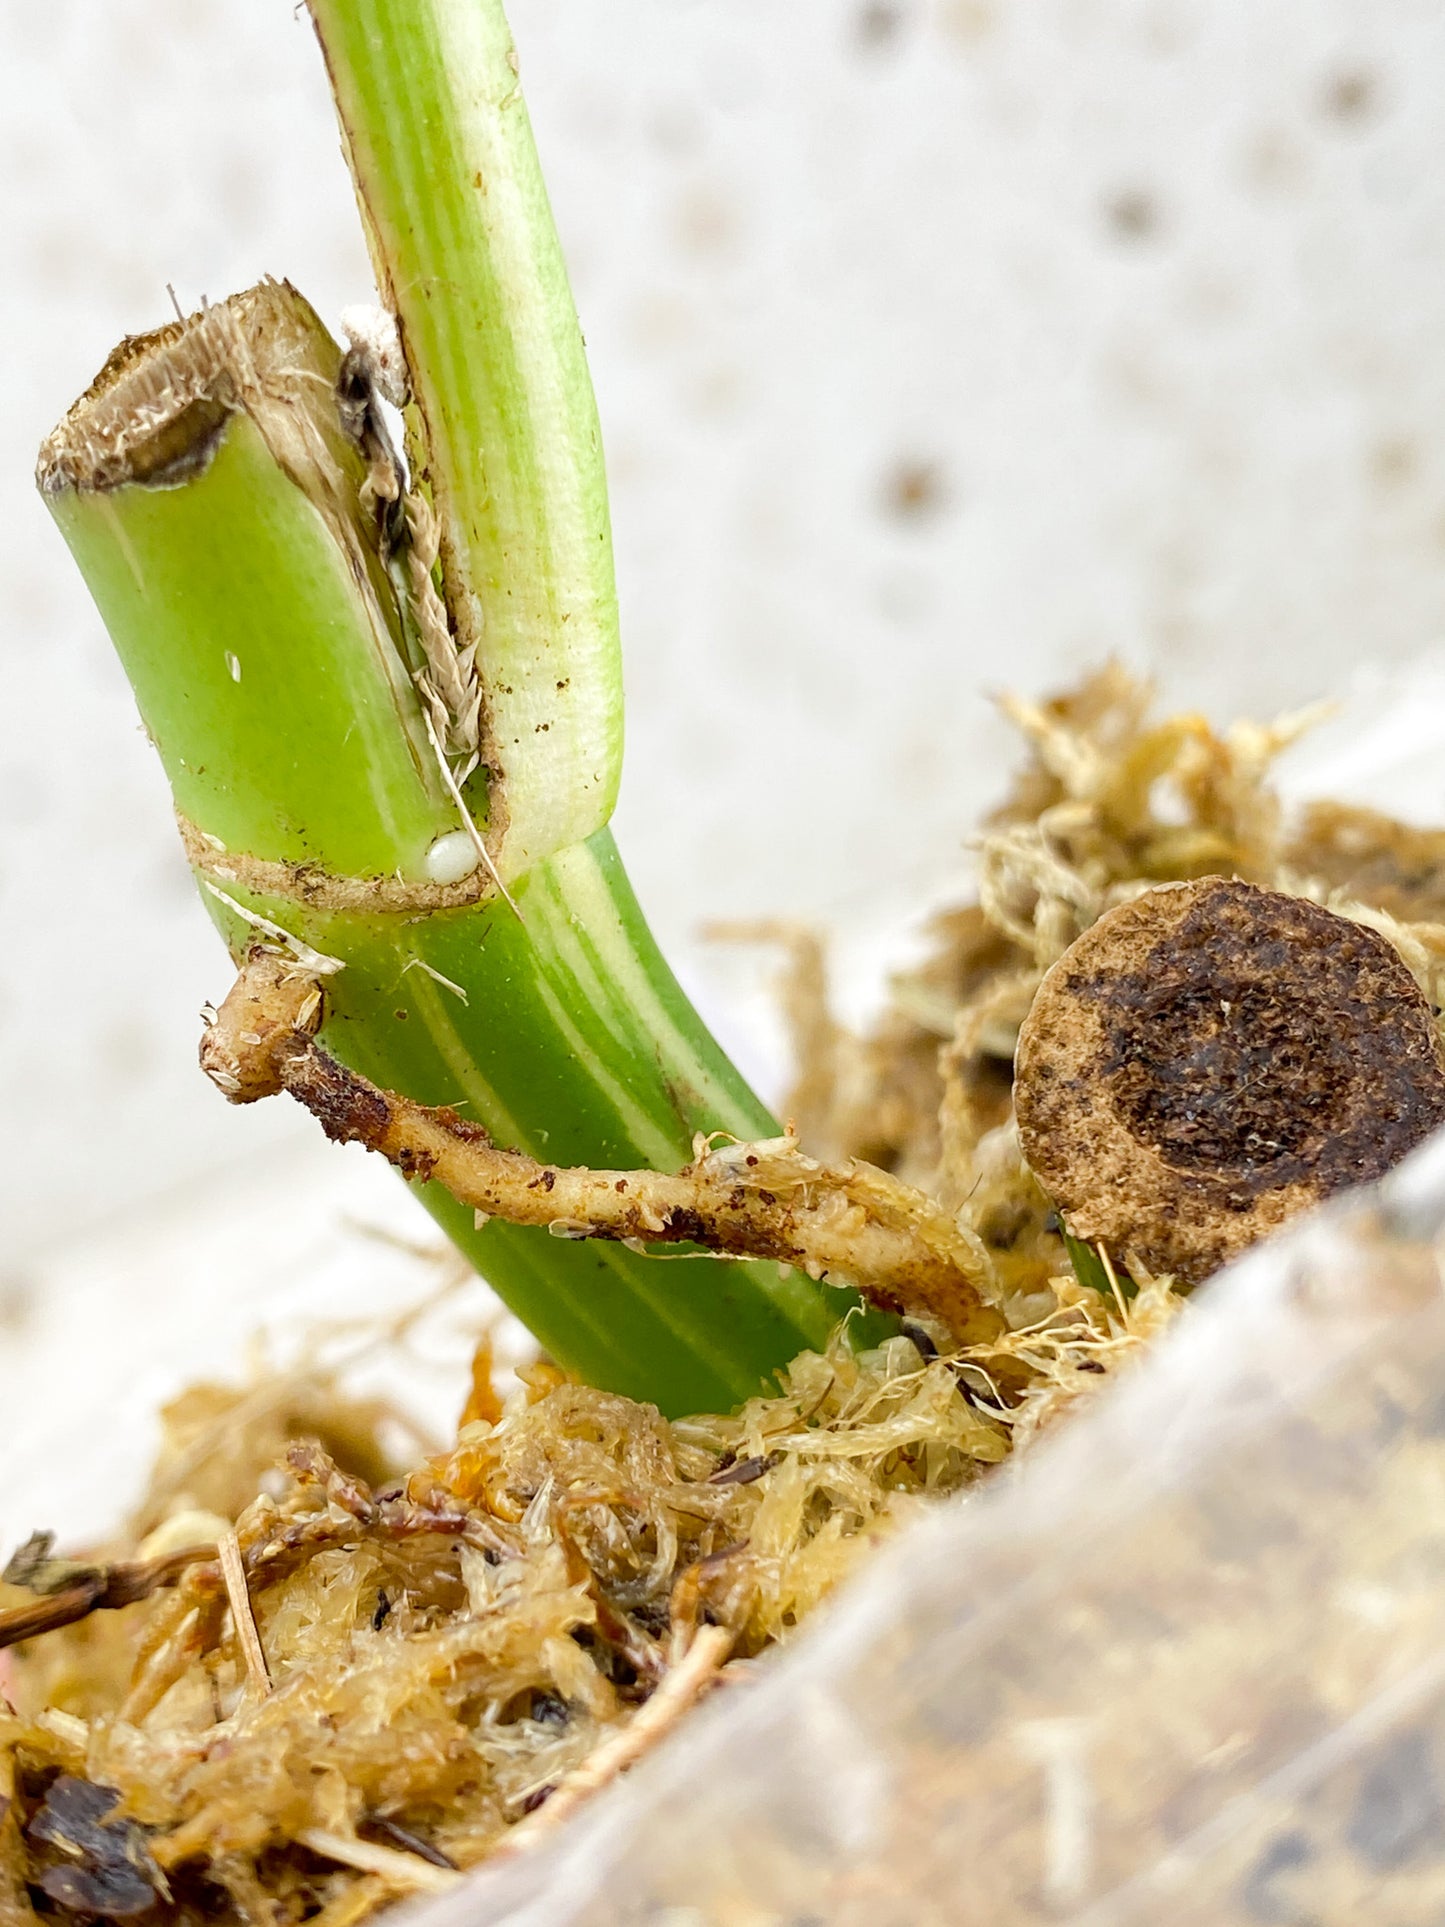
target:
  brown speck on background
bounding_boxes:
[857,3,904,49]
[1241,127,1307,196]
[673,188,738,258]
[1321,66,1384,127]
[882,458,949,521]
[0,1270,33,1335]
[1370,436,1418,490]
[1104,187,1163,243]
[939,0,997,44]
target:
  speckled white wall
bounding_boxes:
[4,0,1445,1282]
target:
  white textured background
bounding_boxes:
[4,0,1445,1365]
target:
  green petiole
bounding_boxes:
[39,0,886,1418]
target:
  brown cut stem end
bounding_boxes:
[1015,877,1445,1285]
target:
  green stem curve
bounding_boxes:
[39,285,856,1416]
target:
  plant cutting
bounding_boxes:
[36,0,876,1421]
[8,1,1445,1916]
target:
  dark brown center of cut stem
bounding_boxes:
[1014,877,1445,1285]
[1087,887,1433,1193]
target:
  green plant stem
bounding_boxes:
[1063,1232,1135,1305]
[308,0,620,883]
[39,284,848,1416]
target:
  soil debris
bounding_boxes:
[25,1777,165,1919]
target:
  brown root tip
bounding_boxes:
[199,949,324,1105]
[1014,877,1445,1286]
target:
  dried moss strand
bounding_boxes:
[491,1625,733,1858]
[218,1530,271,1698]
[295,1831,461,1897]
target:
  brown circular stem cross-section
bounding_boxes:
[1014,877,1445,1285]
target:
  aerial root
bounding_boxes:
[200,949,1007,1348]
